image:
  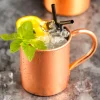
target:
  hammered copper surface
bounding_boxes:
[20,28,97,96]
[44,0,90,16]
[70,29,98,70]
[20,43,70,96]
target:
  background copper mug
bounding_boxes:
[20,28,97,96]
[44,0,90,16]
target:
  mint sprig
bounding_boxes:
[21,41,36,61]
[30,39,47,50]
[0,21,47,61]
[17,21,35,40]
[0,33,17,41]
[10,39,22,53]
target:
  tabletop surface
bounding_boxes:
[0,0,100,100]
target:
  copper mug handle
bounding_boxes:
[70,29,98,70]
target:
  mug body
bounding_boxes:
[20,35,71,96]
[44,0,90,16]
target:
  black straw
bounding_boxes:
[51,4,59,28]
[60,20,74,25]
[51,4,74,32]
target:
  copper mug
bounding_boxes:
[44,0,90,16]
[20,28,97,96]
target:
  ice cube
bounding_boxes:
[51,36,66,44]
[49,27,70,38]
[46,36,67,49]
[47,36,67,49]
[0,71,14,86]
[48,27,57,35]
[60,28,69,38]
[47,21,57,33]
[77,93,93,100]
[36,34,51,44]
[48,21,56,29]
[46,42,55,49]
[50,30,60,36]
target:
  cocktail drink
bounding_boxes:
[40,21,70,49]
[0,4,97,96]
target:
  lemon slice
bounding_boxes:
[16,16,48,36]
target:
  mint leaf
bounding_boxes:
[10,39,22,53]
[21,21,33,30]
[30,39,47,50]
[17,21,35,40]
[0,33,17,41]
[21,41,36,61]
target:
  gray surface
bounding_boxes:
[0,0,100,100]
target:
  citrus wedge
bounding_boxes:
[16,16,48,36]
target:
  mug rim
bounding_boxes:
[36,27,72,52]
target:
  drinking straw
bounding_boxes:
[60,20,74,25]
[59,24,63,31]
[51,4,59,29]
[59,20,74,32]
[51,4,74,32]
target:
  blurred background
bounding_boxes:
[0,0,100,100]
